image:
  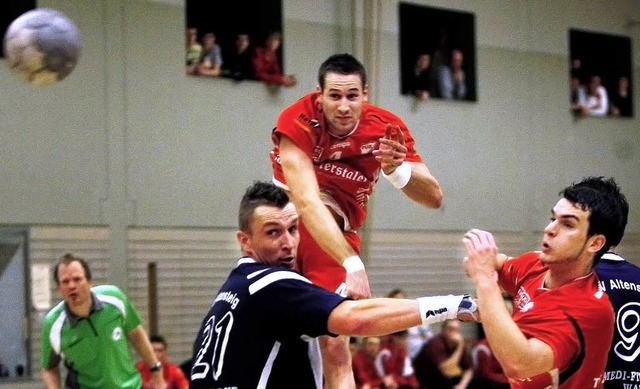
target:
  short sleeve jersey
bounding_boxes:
[498,251,614,388]
[270,92,423,231]
[595,253,640,388]
[40,285,143,389]
[189,257,348,389]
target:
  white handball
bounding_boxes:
[3,8,81,86]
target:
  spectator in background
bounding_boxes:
[197,32,223,77]
[412,319,474,389]
[409,53,434,101]
[610,76,632,117]
[579,75,609,116]
[570,74,587,115]
[253,31,297,87]
[352,336,384,389]
[470,338,509,389]
[437,49,467,100]
[136,335,189,389]
[223,32,255,81]
[185,27,202,75]
[375,330,420,389]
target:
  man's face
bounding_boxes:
[540,198,601,265]
[442,320,462,346]
[237,203,299,268]
[364,337,381,356]
[317,72,368,137]
[57,261,93,310]
[152,341,168,363]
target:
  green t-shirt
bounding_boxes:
[41,285,143,389]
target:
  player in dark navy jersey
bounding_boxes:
[593,186,639,389]
[189,181,477,389]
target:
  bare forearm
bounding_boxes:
[328,298,422,335]
[128,326,158,366]
[474,275,551,378]
[42,368,61,389]
[400,162,443,208]
[294,194,357,263]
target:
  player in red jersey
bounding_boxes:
[463,176,628,388]
[270,53,443,388]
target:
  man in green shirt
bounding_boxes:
[41,253,165,389]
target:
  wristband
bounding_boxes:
[382,162,411,189]
[416,294,462,325]
[342,256,365,273]
[149,361,162,373]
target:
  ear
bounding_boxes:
[237,230,249,252]
[587,234,606,255]
[362,84,369,102]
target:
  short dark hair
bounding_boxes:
[150,334,167,347]
[238,181,291,232]
[560,176,628,262]
[54,253,92,285]
[317,53,367,90]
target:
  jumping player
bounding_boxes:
[189,181,476,389]
[463,176,627,388]
[270,53,443,387]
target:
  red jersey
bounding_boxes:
[498,251,614,389]
[136,360,188,389]
[270,92,423,232]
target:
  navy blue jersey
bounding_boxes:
[189,257,348,389]
[595,252,640,388]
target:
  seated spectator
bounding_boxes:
[197,32,223,77]
[185,27,202,75]
[610,76,632,117]
[570,74,586,115]
[136,334,189,389]
[409,53,434,101]
[470,338,509,389]
[253,31,297,87]
[437,49,467,100]
[223,32,255,81]
[579,75,609,116]
[352,336,384,389]
[412,319,474,389]
[375,330,420,389]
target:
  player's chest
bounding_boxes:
[311,132,379,164]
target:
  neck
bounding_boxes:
[69,300,93,318]
[544,261,592,289]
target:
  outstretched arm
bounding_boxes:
[327,295,475,336]
[279,135,371,299]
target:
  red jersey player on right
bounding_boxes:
[463,176,627,389]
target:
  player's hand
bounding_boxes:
[462,229,499,283]
[345,269,372,299]
[373,124,407,174]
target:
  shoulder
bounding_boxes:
[92,284,127,299]
[43,301,66,325]
[246,265,312,294]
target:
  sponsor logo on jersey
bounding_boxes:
[514,287,534,312]
[112,326,122,341]
[329,141,351,150]
[318,163,368,183]
[360,142,376,154]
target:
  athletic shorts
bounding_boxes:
[295,219,361,292]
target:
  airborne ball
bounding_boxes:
[3,8,81,86]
